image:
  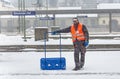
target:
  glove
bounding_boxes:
[51,31,58,35]
[84,41,89,48]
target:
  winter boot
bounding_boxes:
[72,66,81,71]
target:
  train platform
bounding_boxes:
[0,34,120,52]
[0,51,120,79]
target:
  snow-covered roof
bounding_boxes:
[56,14,97,18]
[97,3,120,9]
[48,7,82,10]
[57,7,81,10]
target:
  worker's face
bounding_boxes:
[73,19,79,25]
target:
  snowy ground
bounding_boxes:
[0,51,120,79]
[0,34,120,45]
[0,34,120,79]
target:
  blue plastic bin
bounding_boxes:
[40,57,66,70]
[40,32,66,70]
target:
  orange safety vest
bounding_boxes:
[71,23,85,42]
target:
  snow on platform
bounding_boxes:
[0,51,120,79]
[0,34,120,45]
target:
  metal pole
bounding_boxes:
[0,16,1,33]
[53,14,56,26]
[46,0,48,27]
[59,33,62,58]
[21,0,23,33]
[44,32,47,58]
[38,0,40,27]
[23,0,27,41]
[109,13,112,33]
[18,0,21,33]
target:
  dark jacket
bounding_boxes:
[55,24,89,42]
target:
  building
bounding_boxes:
[0,0,15,10]
[97,3,120,32]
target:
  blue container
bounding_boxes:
[40,57,66,70]
[40,32,66,70]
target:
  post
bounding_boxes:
[0,16,1,33]
[53,14,56,26]
[46,0,48,27]
[109,13,112,33]
[23,0,27,41]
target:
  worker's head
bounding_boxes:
[72,17,79,25]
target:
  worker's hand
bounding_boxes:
[84,41,89,48]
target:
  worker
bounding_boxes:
[52,17,89,71]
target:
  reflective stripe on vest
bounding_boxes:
[70,23,85,42]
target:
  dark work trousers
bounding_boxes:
[73,40,86,68]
